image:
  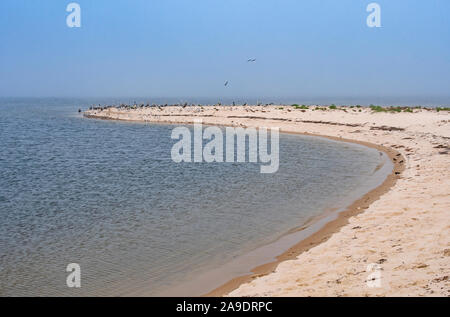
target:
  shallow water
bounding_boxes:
[0,98,389,296]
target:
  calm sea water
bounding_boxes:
[0,98,390,296]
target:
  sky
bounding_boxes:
[0,0,449,101]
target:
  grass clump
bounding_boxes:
[370,105,416,113]
[292,104,309,109]
[370,105,385,112]
[329,104,337,109]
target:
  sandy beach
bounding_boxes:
[84,105,449,297]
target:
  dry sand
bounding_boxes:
[84,105,449,297]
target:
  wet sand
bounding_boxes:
[84,105,450,297]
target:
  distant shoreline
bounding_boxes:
[84,105,449,296]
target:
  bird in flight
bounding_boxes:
[247,58,256,62]
[224,81,228,86]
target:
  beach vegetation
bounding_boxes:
[292,104,309,109]
[369,105,418,113]
[329,104,337,109]
[369,105,389,112]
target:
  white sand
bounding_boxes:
[85,105,450,296]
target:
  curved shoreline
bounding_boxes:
[205,132,403,296]
[84,110,404,296]
[83,105,449,296]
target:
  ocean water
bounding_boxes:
[0,98,391,296]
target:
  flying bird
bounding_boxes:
[247,58,256,62]
[224,81,228,86]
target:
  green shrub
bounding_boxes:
[370,105,419,113]
[370,105,385,112]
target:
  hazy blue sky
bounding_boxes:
[1,0,449,100]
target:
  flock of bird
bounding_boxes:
[79,58,258,113]
[86,103,197,111]
[83,99,277,113]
